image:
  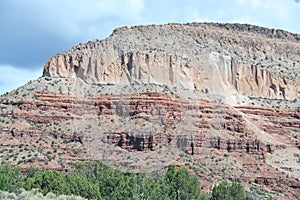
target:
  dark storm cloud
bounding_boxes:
[0,0,145,69]
[0,1,71,69]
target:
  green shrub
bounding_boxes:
[211,182,253,200]
[0,163,22,192]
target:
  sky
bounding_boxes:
[0,0,300,95]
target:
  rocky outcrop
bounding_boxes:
[3,92,299,159]
[43,23,300,100]
[209,52,299,100]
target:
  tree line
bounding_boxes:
[0,161,252,199]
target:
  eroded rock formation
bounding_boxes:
[43,23,300,100]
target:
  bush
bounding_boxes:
[0,163,22,192]
[164,165,203,200]
[211,182,253,200]
[24,170,101,199]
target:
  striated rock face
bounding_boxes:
[43,23,300,100]
[1,23,300,199]
[1,88,299,198]
[209,52,299,100]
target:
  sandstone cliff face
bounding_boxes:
[43,23,300,100]
[209,52,299,100]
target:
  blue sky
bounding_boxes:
[0,0,300,95]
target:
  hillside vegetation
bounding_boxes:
[0,161,252,199]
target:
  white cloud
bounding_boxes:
[251,0,261,7]
[0,65,42,95]
[230,16,266,28]
[183,7,208,22]
[128,0,145,17]
[236,0,244,5]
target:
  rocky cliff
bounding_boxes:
[1,23,300,199]
[43,23,300,100]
